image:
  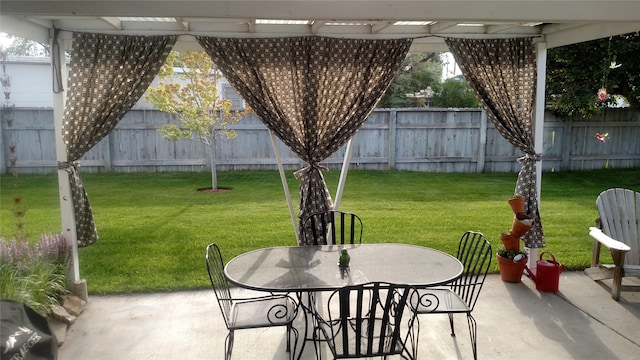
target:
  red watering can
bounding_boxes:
[525,251,564,293]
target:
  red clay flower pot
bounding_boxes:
[507,196,525,214]
[497,253,528,283]
[500,233,520,251]
[510,215,534,237]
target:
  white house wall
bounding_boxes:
[1,56,244,110]
[2,57,55,108]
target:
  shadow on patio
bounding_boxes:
[57,272,639,359]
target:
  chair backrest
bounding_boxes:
[205,243,234,329]
[596,188,640,266]
[449,231,492,310]
[302,210,363,245]
[321,282,418,358]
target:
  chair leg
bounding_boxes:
[448,313,456,336]
[610,249,625,301]
[288,325,300,360]
[312,320,324,360]
[224,330,234,360]
[286,324,291,352]
[402,317,420,360]
[467,314,478,360]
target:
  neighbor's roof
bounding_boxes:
[1,0,639,51]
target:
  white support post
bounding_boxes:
[333,138,355,211]
[527,41,548,275]
[51,32,87,299]
[534,42,546,204]
[270,131,299,243]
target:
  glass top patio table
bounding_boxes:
[224,243,463,292]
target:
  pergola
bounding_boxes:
[2,0,640,297]
[2,1,639,50]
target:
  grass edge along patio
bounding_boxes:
[2,168,638,294]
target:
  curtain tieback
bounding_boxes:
[58,161,80,174]
[517,153,542,164]
[294,164,329,179]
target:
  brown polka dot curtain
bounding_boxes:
[197,36,411,245]
[445,37,545,248]
[61,33,176,247]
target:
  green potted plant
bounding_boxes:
[496,246,528,283]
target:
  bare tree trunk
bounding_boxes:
[209,133,217,190]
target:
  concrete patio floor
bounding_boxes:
[57,271,640,359]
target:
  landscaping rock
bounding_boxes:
[48,318,68,346]
[51,305,77,325]
[62,294,86,316]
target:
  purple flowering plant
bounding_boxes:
[0,233,71,269]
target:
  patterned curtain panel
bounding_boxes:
[445,37,544,248]
[61,33,176,246]
[197,36,411,244]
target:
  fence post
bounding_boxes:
[561,118,572,171]
[477,110,487,173]
[103,132,112,171]
[388,109,396,170]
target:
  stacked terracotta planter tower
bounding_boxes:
[497,195,534,282]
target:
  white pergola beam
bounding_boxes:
[3,1,638,53]
[100,16,122,30]
[0,15,50,44]
[545,22,640,49]
[310,21,326,34]
[175,18,190,31]
[486,24,520,34]
[3,1,639,23]
[371,22,393,34]
[429,21,458,33]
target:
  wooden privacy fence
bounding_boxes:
[1,108,639,174]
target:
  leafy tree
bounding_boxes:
[1,34,49,56]
[145,51,250,190]
[546,32,640,118]
[378,52,442,108]
[432,76,479,108]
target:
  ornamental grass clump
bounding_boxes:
[0,233,71,316]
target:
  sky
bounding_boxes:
[441,52,461,80]
[0,32,14,49]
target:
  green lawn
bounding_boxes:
[2,168,639,294]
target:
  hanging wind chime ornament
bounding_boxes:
[596,88,608,102]
[593,38,620,146]
[596,37,621,104]
[594,132,609,143]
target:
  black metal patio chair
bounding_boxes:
[302,210,363,245]
[314,282,420,359]
[413,231,492,360]
[205,243,299,360]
